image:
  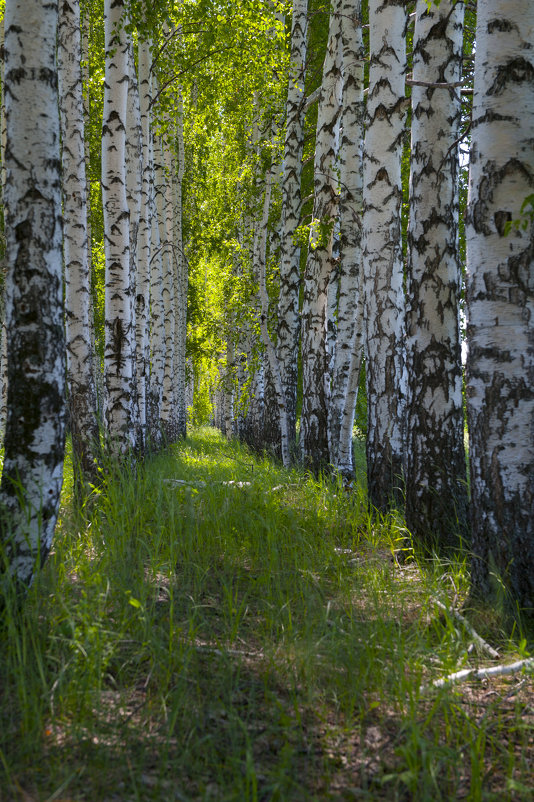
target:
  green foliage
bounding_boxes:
[1,430,532,800]
[504,194,534,236]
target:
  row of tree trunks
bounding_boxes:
[58,0,99,485]
[2,0,532,625]
[0,0,188,583]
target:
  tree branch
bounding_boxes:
[422,657,534,691]
[433,599,500,659]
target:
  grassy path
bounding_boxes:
[1,427,533,801]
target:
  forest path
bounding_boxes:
[1,427,532,801]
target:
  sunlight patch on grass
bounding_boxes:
[1,426,532,801]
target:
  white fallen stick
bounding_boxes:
[163,479,206,488]
[433,598,500,659]
[424,657,534,691]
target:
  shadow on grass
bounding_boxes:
[1,427,533,801]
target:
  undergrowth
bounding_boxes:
[0,427,532,801]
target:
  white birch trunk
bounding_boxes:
[156,131,177,440]
[0,0,65,584]
[256,165,291,467]
[362,0,407,509]
[300,0,342,471]
[404,0,467,550]
[149,198,165,444]
[277,0,308,444]
[223,333,235,439]
[329,0,365,470]
[174,96,188,439]
[0,18,8,440]
[58,0,99,482]
[246,359,265,451]
[0,308,7,442]
[136,35,152,447]
[465,0,534,613]
[0,18,5,200]
[337,338,363,474]
[102,0,134,452]
[125,41,143,451]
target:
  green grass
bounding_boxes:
[0,426,533,801]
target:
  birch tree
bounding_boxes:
[125,41,143,451]
[136,34,153,446]
[58,0,99,483]
[0,0,65,584]
[465,0,534,615]
[404,0,467,550]
[0,19,8,440]
[256,161,291,467]
[102,0,135,453]
[300,0,342,471]
[156,128,178,441]
[277,0,308,445]
[329,0,365,472]
[362,0,407,509]
[149,191,166,444]
[174,96,188,439]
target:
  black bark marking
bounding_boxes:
[487,58,534,97]
[487,18,515,34]
[111,317,124,376]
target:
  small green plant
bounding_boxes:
[504,193,534,235]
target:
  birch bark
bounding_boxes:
[300,0,342,471]
[405,0,467,550]
[102,0,134,452]
[466,0,534,614]
[0,18,7,440]
[58,0,99,483]
[257,165,291,467]
[174,96,188,439]
[222,332,235,439]
[136,35,152,446]
[0,0,65,584]
[329,0,365,470]
[125,41,143,451]
[156,131,177,440]
[149,198,165,444]
[362,0,407,509]
[277,0,308,444]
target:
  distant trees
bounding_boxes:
[58,0,99,484]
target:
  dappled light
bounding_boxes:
[2,429,533,800]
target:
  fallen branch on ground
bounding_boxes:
[433,598,500,659]
[422,657,534,691]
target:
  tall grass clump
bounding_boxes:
[1,427,533,801]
